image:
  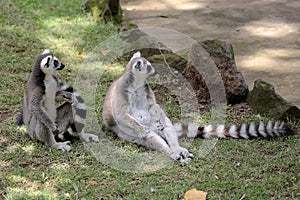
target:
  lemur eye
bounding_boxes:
[135,61,142,71]
[45,57,50,68]
[54,60,59,67]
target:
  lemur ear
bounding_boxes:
[42,49,50,54]
[130,51,141,61]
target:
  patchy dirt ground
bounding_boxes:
[121,0,300,107]
[0,110,15,123]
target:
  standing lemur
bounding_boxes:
[17,50,99,151]
[102,52,296,163]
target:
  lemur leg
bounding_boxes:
[157,118,194,162]
[119,126,193,163]
[28,115,71,151]
[148,104,193,162]
[112,125,172,156]
[158,118,180,148]
[77,130,99,143]
[113,119,193,163]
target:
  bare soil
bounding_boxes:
[0,110,14,123]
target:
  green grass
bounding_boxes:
[1,0,299,199]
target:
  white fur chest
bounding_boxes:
[132,110,151,125]
[130,88,151,125]
[44,75,58,121]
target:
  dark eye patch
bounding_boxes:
[135,61,142,71]
[54,60,59,67]
[45,57,50,68]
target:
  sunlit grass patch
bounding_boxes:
[38,16,117,58]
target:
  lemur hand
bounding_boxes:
[51,123,60,135]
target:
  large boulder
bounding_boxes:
[183,39,249,105]
[119,29,172,60]
[247,79,300,120]
[146,39,249,105]
[147,53,187,73]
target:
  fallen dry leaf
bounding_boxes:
[88,180,97,186]
[184,188,207,200]
[100,49,111,55]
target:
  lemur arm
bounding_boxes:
[30,91,58,134]
[115,107,150,139]
[146,84,156,105]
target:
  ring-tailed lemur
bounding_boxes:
[102,52,296,163]
[17,49,98,151]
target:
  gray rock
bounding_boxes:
[247,79,300,120]
[119,29,172,60]
[183,39,249,104]
[120,19,139,32]
[147,53,187,73]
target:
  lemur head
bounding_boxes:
[128,52,155,78]
[38,49,65,75]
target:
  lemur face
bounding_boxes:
[40,49,65,74]
[130,52,155,77]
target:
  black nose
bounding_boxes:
[57,63,65,70]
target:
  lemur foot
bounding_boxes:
[79,133,99,143]
[52,141,71,152]
[171,147,194,163]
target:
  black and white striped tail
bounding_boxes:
[60,84,87,134]
[56,85,88,142]
[71,91,87,134]
[175,121,296,139]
